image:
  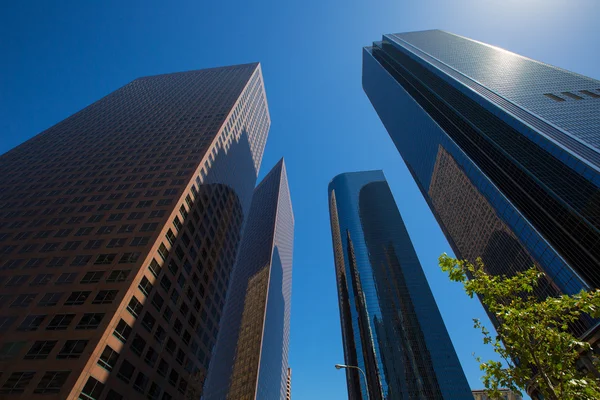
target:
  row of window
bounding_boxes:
[1,212,165,231]
[2,289,118,309]
[3,171,188,189]
[1,210,161,232]
[0,222,158,244]
[0,196,176,221]
[0,269,130,292]
[0,312,105,332]
[0,338,88,360]
[1,236,151,256]
[544,89,600,102]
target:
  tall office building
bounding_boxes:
[0,63,270,399]
[286,367,292,400]
[203,159,294,400]
[328,171,472,400]
[363,30,600,342]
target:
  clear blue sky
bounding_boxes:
[1,1,599,398]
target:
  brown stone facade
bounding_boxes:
[0,63,270,399]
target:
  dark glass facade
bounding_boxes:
[363,30,600,341]
[203,159,294,400]
[328,171,472,400]
[0,63,270,399]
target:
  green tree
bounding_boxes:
[439,254,600,400]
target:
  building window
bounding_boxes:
[33,370,70,394]
[119,252,141,264]
[79,376,104,400]
[168,369,179,387]
[1,341,27,360]
[98,345,119,371]
[46,314,75,330]
[131,237,150,247]
[147,382,161,400]
[148,259,162,278]
[107,213,125,222]
[94,253,116,265]
[75,227,93,236]
[158,243,169,261]
[0,371,35,394]
[24,258,44,268]
[138,276,153,296]
[71,255,92,266]
[118,224,136,233]
[57,340,88,359]
[580,89,600,98]
[18,314,46,331]
[106,269,130,282]
[543,93,565,102]
[141,223,159,232]
[0,316,18,331]
[38,292,63,306]
[113,319,132,343]
[117,359,135,383]
[97,226,115,235]
[62,241,82,251]
[130,334,146,356]
[64,291,91,306]
[149,210,166,218]
[55,272,78,285]
[561,91,584,100]
[92,290,118,305]
[76,313,104,330]
[10,293,37,308]
[151,293,164,311]
[81,271,105,284]
[141,312,156,332]
[166,229,176,245]
[133,371,149,393]
[176,349,185,365]
[107,238,127,248]
[127,296,143,318]
[177,379,188,395]
[30,273,53,286]
[6,274,29,287]
[157,359,169,377]
[106,389,123,400]
[84,239,103,249]
[144,347,158,367]
[47,256,68,267]
[154,326,167,345]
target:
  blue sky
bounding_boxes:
[1,1,599,398]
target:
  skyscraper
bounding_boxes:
[0,63,270,399]
[286,367,292,400]
[363,30,600,342]
[203,159,294,400]
[328,171,472,400]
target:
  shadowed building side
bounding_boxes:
[203,159,294,400]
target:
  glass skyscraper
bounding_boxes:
[328,171,472,400]
[363,30,600,342]
[0,63,270,399]
[203,159,294,400]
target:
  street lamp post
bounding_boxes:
[335,364,370,400]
